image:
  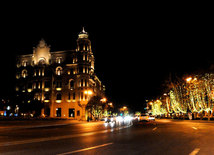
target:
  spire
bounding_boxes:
[78,27,88,39]
[82,27,85,33]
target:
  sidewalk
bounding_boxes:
[156,118,214,124]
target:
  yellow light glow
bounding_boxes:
[88,90,93,95]
[84,90,93,95]
[101,98,107,102]
[56,88,62,91]
[186,77,192,82]
[56,100,61,103]
[44,88,50,92]
[108,102,113,106]
[27,89,32,93]
[44,100,49,103]
[84,91,88,94]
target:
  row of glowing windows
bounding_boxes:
[16,79,90,92]
[18,54,92,68]
[16,67,92,79]
[57,66,92,75]
[34,91,90,103]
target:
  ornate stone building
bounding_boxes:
[15,28,105,120]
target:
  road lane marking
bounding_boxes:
[0,124,132,147]
[57,142,113,155]
[189,148,200,155]
[152,127,157,131]
[192,127,197,130]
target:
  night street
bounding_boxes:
[0,119,214,155]
[0,3,213,155]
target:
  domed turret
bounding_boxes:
[76,27,91,52]
[78,27,89,39]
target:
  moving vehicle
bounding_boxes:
[104,116,115,123]
[139,114,155,121]
[148,115,155,121]
[139,114,149,121]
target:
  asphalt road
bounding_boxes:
[0,119,214,155]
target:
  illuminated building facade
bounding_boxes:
[15,28,105,120]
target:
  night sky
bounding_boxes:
[0,3,213,112]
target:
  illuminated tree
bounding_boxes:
[86,96,105,120]
[151,73,214,120]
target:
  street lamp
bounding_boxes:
[108,102,113,106]
[100,98,107,103]
[84,90,93,95]
[186,77,192,83]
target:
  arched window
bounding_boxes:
[22,60,27,67]
[34,93,40,100]
[22,69,27,78]
[17,61,21,68]
[56,57,62,64]
[56,66,63,75]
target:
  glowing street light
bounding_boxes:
[186,77,192,83]
[84,90,93,95]
[108,102,113,106]
[100,98,107,103]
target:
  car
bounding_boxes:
[139,114,149,121]
[104,116,115,123]
[148,115,155,121]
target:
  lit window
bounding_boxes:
[42,69,45,76]
[22,60,27,67]
[56,57,62,64]
[56,66,63,75]
[17,62,21,68]
[22,69,27,78]
[34,93,40,100]
[16,74,20,79]
[34,70,37,76]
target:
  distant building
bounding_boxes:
[15,28,105,120]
